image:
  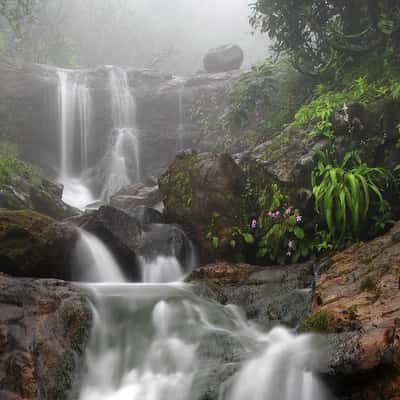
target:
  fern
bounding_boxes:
[312,151,389,245]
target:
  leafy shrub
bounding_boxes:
[312,150,389,246]
[0,141,41,186]
[294,73,400,138]
[225,59,314,137]
[232,184,312,265]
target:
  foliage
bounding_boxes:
[294,73,400,138]
[0,141,41,186]
[250,0,400,75]
[312,150,390,246]
[298,310,332,333]
[225,61,276,129]
[225,58,315,137]
[232,183,313,265]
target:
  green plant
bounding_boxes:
[0,141,42,187]
[236,184,312,265]
[298,310,332,333]
[312,150,389,246]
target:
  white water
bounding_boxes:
[140,256,184,283]
[57,66,141,207]
[57,70,95,209]
[73,230,125,282]
[74,230,331,400]
[101,67,141,201]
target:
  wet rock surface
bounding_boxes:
[187,261,314,329]
[0,210,78,279]
[308,222,400,399]
[109,183,162,212]
[0,273,91,400]
[75,205,195,279]
[159,151,246,262]
[0,175,78,220]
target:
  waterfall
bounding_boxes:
[74,230,331,400]
[100,67,141,201]
[77,280,330,400]
[57,70,95,209]
[72,230,125,282]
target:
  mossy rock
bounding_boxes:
[298,309,334,333]
[0,209,78,279]
[159,151,246,261]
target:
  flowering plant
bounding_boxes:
[235,184,311,265]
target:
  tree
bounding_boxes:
[250,0,400,75]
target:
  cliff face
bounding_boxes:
[0,57,243,183]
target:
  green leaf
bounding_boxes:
[212,236,219,249]
[294,227,305,239]
[242,233,255,244]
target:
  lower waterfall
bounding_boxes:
[75,233,332,400]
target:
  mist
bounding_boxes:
[44,0,270,73]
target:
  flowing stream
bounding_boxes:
[75,231,331,400]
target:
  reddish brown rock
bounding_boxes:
[0,273,91,400]
[188,262,254,286]
[310,221,400,399]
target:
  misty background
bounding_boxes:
[0,0,270,75]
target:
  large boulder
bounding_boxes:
[159,151,246,262]
[187,261,314,328]
[0,273,91,400]
[0,175,78,220]
[302,221,400,399]
[203,44,244,73]
[76,205,195,280]
[109,183,162,212]
[0,210,78,279]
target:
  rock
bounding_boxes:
[0,175,78,220]
[187,261,314,328]
[0,210,78,279]
[76,206,142,280]
[0,273,91,400]
[77,205,196,278]
[203,44,244,73]
[159,151,246,262]
[305,221,400,399]
[125,205,163,224]
[109,183,162,211]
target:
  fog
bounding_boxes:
[51,0,270,73]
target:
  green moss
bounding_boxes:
[0,142,42,188]
[160,153,198,213]
[298,310,333,333]
[41,295,92,400]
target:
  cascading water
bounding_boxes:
[72,229,126,283]
[57,70,95,209]
[57,66,141,207]
[74,229,332,400]
[100,67,141,201]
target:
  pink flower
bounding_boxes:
[251,219,257,229]
[275,211,281,217]
[267,211,273,217]
[296,215,303,223]
[287,251,292,257]
[285,207,293,215]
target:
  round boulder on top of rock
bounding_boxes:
[203,44,244,73]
